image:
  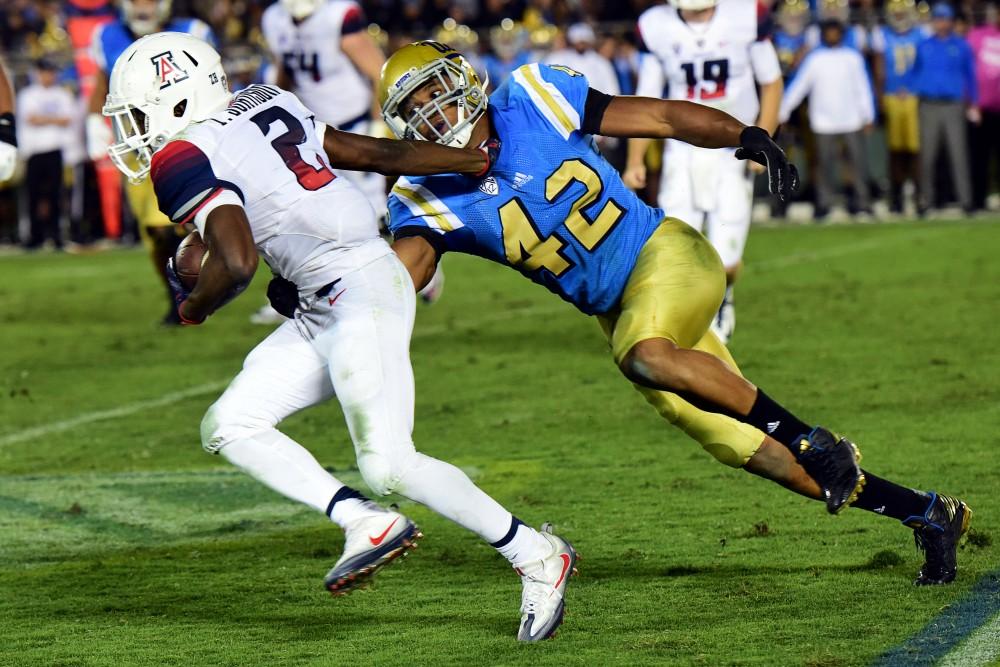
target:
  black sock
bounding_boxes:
[851,472,930,522]
[744,389,813,451]
[325,486,367,519]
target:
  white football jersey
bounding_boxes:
[636,0,781,125]
[261,0,371,127]
[150,85,386,296]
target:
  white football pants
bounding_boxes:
[201,251,512,543]
[658,141,754,270]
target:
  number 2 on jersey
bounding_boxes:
[250,106,336,191]
[500,159,624,277]
[680,59,730,100]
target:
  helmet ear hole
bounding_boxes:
[173,99,188,118]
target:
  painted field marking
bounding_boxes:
[870,572,1000,667]
[0,222,975,449]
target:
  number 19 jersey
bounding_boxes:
[636,0,780,125]
[387,64,664,316]
[150,85,385,295]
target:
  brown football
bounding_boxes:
[174,232,207,290]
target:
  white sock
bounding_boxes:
[220,428,373,528]
[493,518,553,565]
[392,452,514,543]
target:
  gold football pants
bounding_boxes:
[597,218,765,467]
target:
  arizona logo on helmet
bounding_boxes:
[151,51,189,89]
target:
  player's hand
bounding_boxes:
[474,137,501,177]
[623,163,647,190]
[86,113,113,162]
[0,113,16,182]
[165,258,203,325]
[735,126,799,202]
[967,106,982,125]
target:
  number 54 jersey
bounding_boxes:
[387,64,664,316]
[150,85,385,295]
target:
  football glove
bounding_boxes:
[0,113,16,182]
[165,258,203,325]
[735,126,799,202]
[266,275,299,318]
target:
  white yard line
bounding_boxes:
[938,613,1000,667]
[0,226,961,448]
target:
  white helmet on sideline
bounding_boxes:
[102,31,231,182]
[668,0,719,11]
[280,0,323,21]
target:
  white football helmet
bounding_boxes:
[668,0,719,11]
[102,31,231,183]
[121,0,172,36]
[280,0,323,21]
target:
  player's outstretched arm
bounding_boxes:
[322,128,492,177]
[598,96,797,200]
[179,206,258,324]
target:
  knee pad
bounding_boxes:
[356,446,419,496]
[637,385,762,468]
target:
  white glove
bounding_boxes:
[86,113,113,162]
[0,141,15,182]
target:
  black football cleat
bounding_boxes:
[797,427,866,514]
[906,493,972,586]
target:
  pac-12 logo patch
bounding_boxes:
[478,176,499,196]
[151,51,190,89]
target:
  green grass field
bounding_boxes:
[1,219,998,666]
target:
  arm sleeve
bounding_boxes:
[511,63,590,139]
[581,87,614,135]
[340,3,367,36]
[778,54,814,122]
[149,140,245,225]
[749,39,782,85]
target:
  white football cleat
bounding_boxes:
[249,303,286,325]
[418,264,445,305]
[515,528,578,641]
[324,510,421,596]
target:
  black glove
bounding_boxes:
[474,137,501,177]
[735,126,799,202]
[267,275,299,318]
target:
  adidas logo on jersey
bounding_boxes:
[479,176,499,196]
[513,172,533,189]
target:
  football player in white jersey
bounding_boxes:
[103,32,576,641]
[624,0,783,344]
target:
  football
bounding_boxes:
[174,232,207,290]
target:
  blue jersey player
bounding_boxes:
[378,41,971,588]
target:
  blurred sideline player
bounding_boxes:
[260,0,444,318]
[624,0,783,344]
[103,32,576,642]
[378,41,971,587]
[0,58,15,183]
[87,0,214,325]
[872,0,925,214]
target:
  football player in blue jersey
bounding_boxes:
[378,41,971,586]
[86,0,215,325]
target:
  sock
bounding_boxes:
[744,389,813,451]
[851,471,931,522]
[490,516,553,565]
[326,486,379,528]
[219,429,350,515]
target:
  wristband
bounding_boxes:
[473,147,491,178]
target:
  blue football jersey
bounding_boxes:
[876,26,924,94]
[387,63,665,316]
[92,17,216,74]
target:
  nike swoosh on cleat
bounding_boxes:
[554,553,571,589]
[368,517,400,546]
